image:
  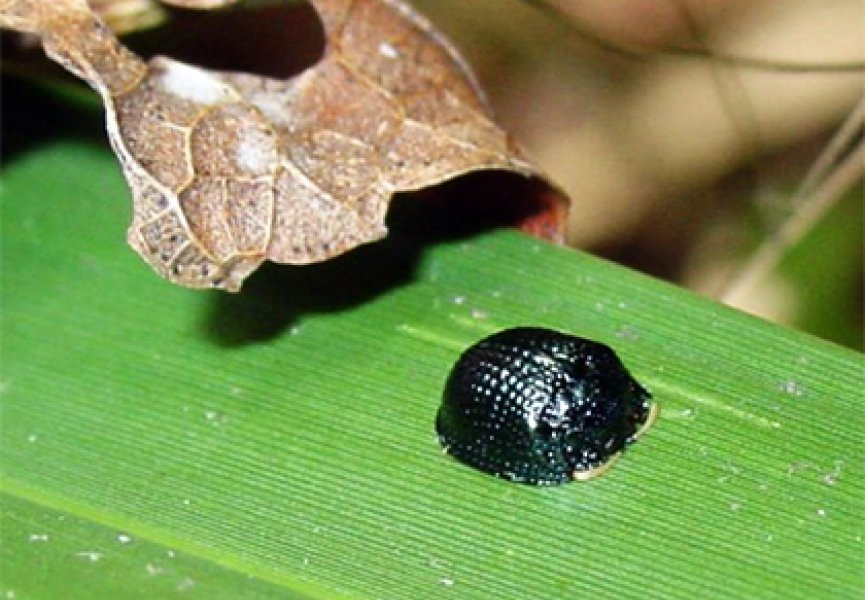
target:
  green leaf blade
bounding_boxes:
[2,116,863,598]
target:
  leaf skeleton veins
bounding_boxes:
[0,0,566,291]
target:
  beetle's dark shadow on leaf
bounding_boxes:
[202,172,556,347]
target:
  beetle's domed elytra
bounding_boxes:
[436,327,656,485]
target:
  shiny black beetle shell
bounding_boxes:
[436,327,654,485]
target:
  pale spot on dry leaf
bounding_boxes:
[167,0,236,7]
[157,59,239,105]
[0,0,567,291]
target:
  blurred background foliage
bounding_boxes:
[414,0,865,351]
[3,0,863,349]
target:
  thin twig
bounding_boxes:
[519,0,865,73]
[672,0,765,168]
[720,132,865,305]
[794,97,865,202]
[722,97,865,302]
[669,48,865,74]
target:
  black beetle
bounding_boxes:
[436,327,656,485]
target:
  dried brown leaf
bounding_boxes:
[1,0,566,291]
